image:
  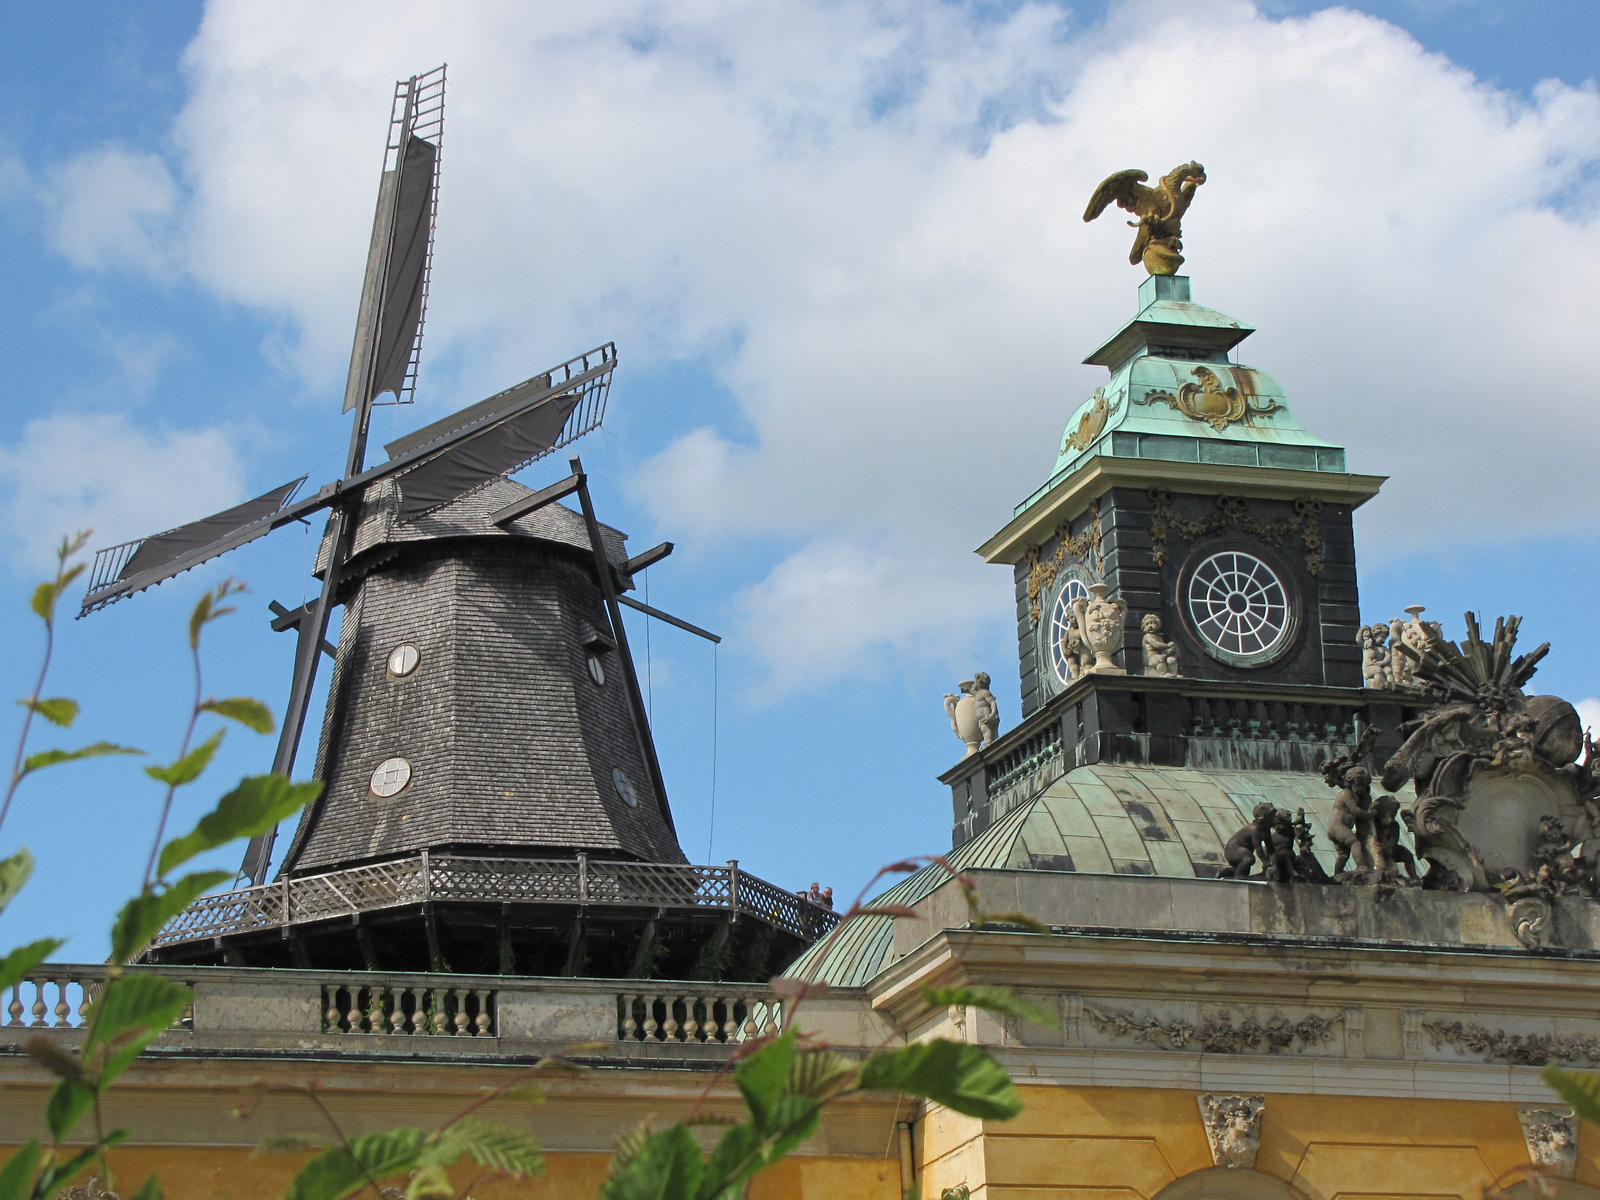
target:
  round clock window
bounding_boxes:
[387,644,420,677]
[369,757,412,798]
[1186,550,1294,666]
[612,767,638,807]
[1048,578,1092,685]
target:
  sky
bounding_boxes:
[1,0,1598,960]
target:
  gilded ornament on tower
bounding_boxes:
[1083,161,1207,275]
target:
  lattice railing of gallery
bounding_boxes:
[147,854,839,949]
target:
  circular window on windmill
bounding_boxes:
[1047,575,1093,686]
[387,644,420,678]
[586,653,606,687]
[612,767,639,807]
[369,757,413,798]
[1185,550,1295,667]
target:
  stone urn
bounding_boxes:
[944,683,983,757]
[1072,583,1128,675]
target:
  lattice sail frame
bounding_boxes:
[379,65,445,407]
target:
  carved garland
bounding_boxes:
[1148,488,1324,576]
[1085,1005,1338,1054]
[1422,1020,1600,1067]
[1025,498,1103,626]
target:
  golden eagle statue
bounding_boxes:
[1083,161,1206,275]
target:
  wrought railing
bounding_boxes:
[149,854,839,951]
[617,990,779,1045]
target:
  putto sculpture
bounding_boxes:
[1140,613,1181,677]
[1083,161,1207,275]
[944,672,1001,757]
[1197,1094,1265,1170]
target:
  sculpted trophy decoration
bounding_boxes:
[1197,1094,1265,1170]
[1084,161,1207,275]
[1072,583,1128,675]
[944,672,1001,758]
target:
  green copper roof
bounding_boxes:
[1016,277,1347,518]
[790,762,1414,987]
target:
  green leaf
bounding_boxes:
[23,1034,84,1082]
[921,985,1054,1027]
[788,1048,860,1102]
[85,973,195,1087]
[857,1039,1021,1121]
[0,1139,41,1200]
[1543,1066,1600,1126]
[45,1078,96,1141]
[733,1031,796,1132]
[284,1129,427,1200]
[403,1164,454,1200]
[110,871,231,964]
[19,697,78,727]
[199,697,275,734]
[434,1117,545,1177]
[35,1140,113,1200]
[130,1174,164,1200]
[20,741,141,780]
[0,849,34,916]
[31,581,58,621]
[598,1123,702,1200]
[0,939,64,994]
[701,1123,762,1198]
[158,775,322,877]
[145,728,225,787]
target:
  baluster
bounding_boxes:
[1287,704,1304,742]
[682,997,700,1043]
[324,987,341,1032]
[389,988,408,1035]
[7,984,22,1027]
[404,987,421,1035]
[1248,702,1266,740]
[662,996,680,1042]
[1302,704,1322,742]
[1324,709,1341,742]
[452,989,471,1036]
[621,995,638,1041]
[365,987,382,1034]
[475,990,492,1037]
[77,985,92,1027]
[643,995,660,1042]
[1267,701,1286,741]
[54,979,71,1028]
[31,981,47,1027]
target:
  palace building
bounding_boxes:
[5,136,1600,1199]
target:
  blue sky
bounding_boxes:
[1,0,1598,960]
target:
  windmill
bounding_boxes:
[79,67,672,887]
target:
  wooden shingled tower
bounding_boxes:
[79,67,835,978]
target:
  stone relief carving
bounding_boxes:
[1422,1019,1600,1067]
[1136,365,1284,432]
[1141,613,1181,677]
[1197,1094,1265,1170]
[1072,583,1128,675]
[1025,498,1102,625]
[944,673,1000,757]
[1519,1108,1578,1179]
[1083,161,1207,276]
[1085,1005,1338,1054]
[1062,388,1122,454]
[1147,489,1324,576]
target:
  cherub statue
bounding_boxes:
[1388,616,1413,688]
[1060,619,1087,681]
[1361,624,1391,690]
[1222,802,1277,879]
[1372,794,1418,881]
[1140,613,1181,677]
[1327,765,1378,874]
[1083,162,1207,275]
[970,671,1001,747]
[1264,809,1299,883]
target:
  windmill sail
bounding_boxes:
[344,66,445,412]
[81,478,306,616]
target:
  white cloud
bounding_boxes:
[1578,699,1600,740]
[0,414,245,571]
[47,146,178,274]
[106,0,1600,695]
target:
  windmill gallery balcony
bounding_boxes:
[138,855,839,979]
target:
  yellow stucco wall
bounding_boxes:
[6,1086,1590,1200]
[922,1087,1597,1200]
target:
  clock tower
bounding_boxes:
[945,273,1399,850]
